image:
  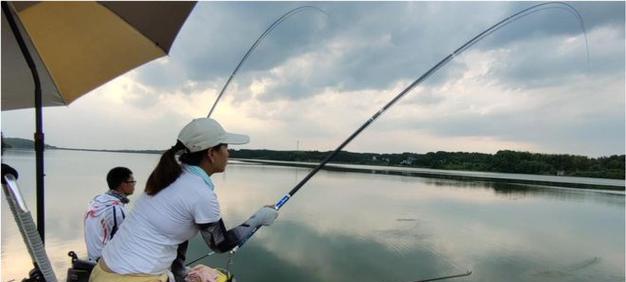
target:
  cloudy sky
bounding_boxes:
[2,2,624,157]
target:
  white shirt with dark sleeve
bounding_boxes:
[101,169,220,275]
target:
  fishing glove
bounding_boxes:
[246,206,279,227]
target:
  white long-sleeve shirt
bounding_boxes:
[83,191,129,261]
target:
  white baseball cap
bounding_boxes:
[177,118,249,152]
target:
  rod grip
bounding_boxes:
[274,194,290,210]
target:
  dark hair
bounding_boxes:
[145,141,222,196]
[107,167,133,190]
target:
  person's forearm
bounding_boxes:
[198,219,246,253]
[198,206,278,253]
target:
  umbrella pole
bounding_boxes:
[35,85,45,246]
[1,1,45,244]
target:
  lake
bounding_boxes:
[2,150,624,281]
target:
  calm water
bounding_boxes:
[2,150,624,282]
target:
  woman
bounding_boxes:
[90,118,278,282]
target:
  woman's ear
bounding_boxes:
[206,148,215,163]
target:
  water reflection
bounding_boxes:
[401,177,624,208]
[188,221,455,282]
[187,219,621,282]
[2,150,624,282]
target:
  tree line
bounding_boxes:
[230,149,625,180]
[4,137,623,180]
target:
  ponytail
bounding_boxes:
[145,141,186,195]
[145,141,213,196]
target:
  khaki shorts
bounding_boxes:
[89,260,169,282]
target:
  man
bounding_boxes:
[84,166,135,261]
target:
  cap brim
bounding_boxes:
[220,132,250,145]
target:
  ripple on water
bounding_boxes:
[529,256,603,279]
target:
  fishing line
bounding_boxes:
[207,5,328,117]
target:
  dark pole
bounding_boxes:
[2,1,45,244]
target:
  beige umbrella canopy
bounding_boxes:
[0,1,197,265]
[1,1,197,110]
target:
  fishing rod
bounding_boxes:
[190,1,588,265]
[255,0,589,234]
[207,5,327,117]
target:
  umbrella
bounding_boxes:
[1,1,196,244]
[2,1,196,110]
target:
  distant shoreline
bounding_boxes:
[5,148,624,191]
[54,147,164,155]
[236,158,625,191]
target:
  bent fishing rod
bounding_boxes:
[207,5,327,117]
[190,1,588,265]
[244,1,588,242]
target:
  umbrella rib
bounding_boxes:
[91,3,165,54]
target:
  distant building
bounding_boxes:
[400,156,416,166]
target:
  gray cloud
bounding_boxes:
[130,2,623,103]
[136,2,331,91]
[390,85,625,156]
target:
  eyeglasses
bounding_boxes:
[124,180,137,184]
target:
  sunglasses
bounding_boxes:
[124,180,137,184]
